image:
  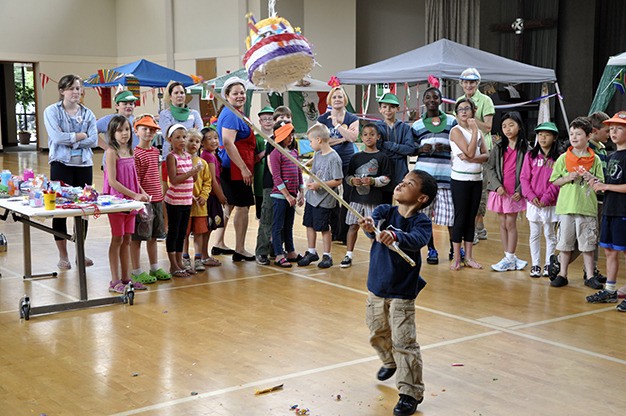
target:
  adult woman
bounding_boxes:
[214,77,256,261]
[449,99,488,270]
[43,74,98,269]
[317,86,359,242]
[456,67,495,242]
[159,81,203,159]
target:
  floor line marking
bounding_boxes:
[109,330,500,416]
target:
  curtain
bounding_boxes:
[425,0,480,47]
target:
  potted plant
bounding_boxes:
[15,73,35,144]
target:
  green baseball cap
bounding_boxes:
[378,93,400,106]
[115,90,138,103]
[534,121,558,134]
[258,105,275,115]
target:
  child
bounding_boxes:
[182,129,212,272]
[485,111,529,272]
[341,123,391,268]
[587,111,626,310]
[255,106,293,265]
[164,124,203,277]
[103,115,151,293]
[200,126,225,267]
[268,121,304,267]
[297,123,343,268]
[130,114,171,284]
[548,117,604,287]
[375,93,416,205]
[358,170,437,416]
[520,122,560,277]
[254,106,275,219]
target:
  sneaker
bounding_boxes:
[543,265,550,277]
[393,394,423,416]
[297,252,319,267]
[156,233,167,242]
[475,227,488,240]
[514,256,528,270]
[448,248,454,261]
[583,268,607,284]
[460,247,465,262]
[426,248,439,265]
[550,275,569,287]
[491,257,515,272]
[616,300,626,312]
[530,265,541,278]
[448,247,466,262]
[473,233,480,245]
[182,257,191,269]
[586,289,618,303]
[194,258,205,271]
[318,254,333,268]
[340,256,352,268]
[548,254,560,280]
[584,276,604,290]
[255,254,270,265]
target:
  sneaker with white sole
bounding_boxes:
[491,257,515,272]
[340,256,352,268]
[586,289,618,303]
[616,300,626,312]
[530,265,541,277]
[543,265,550,277]
[318,254,333,268]
[182,257,191,269]
[194,258,205,271]
[514,256,528,270]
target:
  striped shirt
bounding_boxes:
[164,152,194,205]
[269,147,303,198]
[134,146,163,202]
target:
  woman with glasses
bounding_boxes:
[456,67,495,242]
[43,74,98,270]
[448,99,488,270]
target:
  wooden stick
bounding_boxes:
[209,87,416,267]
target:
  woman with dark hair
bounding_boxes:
[214,77,257,261]
[158,81,203,160]
[43,74,98,269]
[448,99,488,270]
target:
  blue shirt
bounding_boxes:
[365,205,431,299]
[159,107,203,158]
[216,106,252,169]
[44,101,98,166]
[318,111,359,169]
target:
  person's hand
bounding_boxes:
[218,194,227,205]
[496,186,507,196]
[511,192,522,202]
[358,216,375,233]
[419,143,433,154]
[531,197,541,207]
[75,132,87,141]
[136,193,150,202]
[242,167,253,186]
[306,181,320,191]
[196,196,207,206]
[458,153,467,161]
[566,171,579,183]
[593,181,607,192]
[351,177,362,186]
[468,118,478,133]
[296,194,304,207]
[377,230,396,245]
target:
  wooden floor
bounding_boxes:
[1,150,625,416]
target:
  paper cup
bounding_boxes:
[44,193,56,210]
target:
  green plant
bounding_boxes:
[14,65,35,132]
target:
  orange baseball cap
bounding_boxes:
[603,111,626,125]
[134,114,160,130]
[274,122,294,144]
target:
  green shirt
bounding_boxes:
[254,134,266,196]
[549,152,604,216]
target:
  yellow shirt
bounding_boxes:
[191,156,212,217]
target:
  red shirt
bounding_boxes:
[134,146,163,202]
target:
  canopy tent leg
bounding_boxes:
[554,82,569,127]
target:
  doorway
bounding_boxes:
[195,58,217,124]
[0,61,38,151]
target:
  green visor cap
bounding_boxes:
[377,93,400,106]
[534,121,558,134]
[258,105,275,115]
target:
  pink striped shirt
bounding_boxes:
[164,152,193,205]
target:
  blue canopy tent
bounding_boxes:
[84,59,194,88]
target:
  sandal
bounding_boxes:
[464,258,483,269]
[109,280,126,294]
[171,269,191,278]
[449,260,462,271]
[185,268,197,275]
[76,257,94,267]
[150,268,172,280]
[202,257,222,267]
[131,271,157,284]
[57,259,72,270]
[274,257,292,268]
[123,280,147,290]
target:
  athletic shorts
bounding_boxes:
[303,202,332,232]
[599,215,626,251]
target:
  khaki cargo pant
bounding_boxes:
[366,292,425,400]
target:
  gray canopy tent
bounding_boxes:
[336,38,567,125]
